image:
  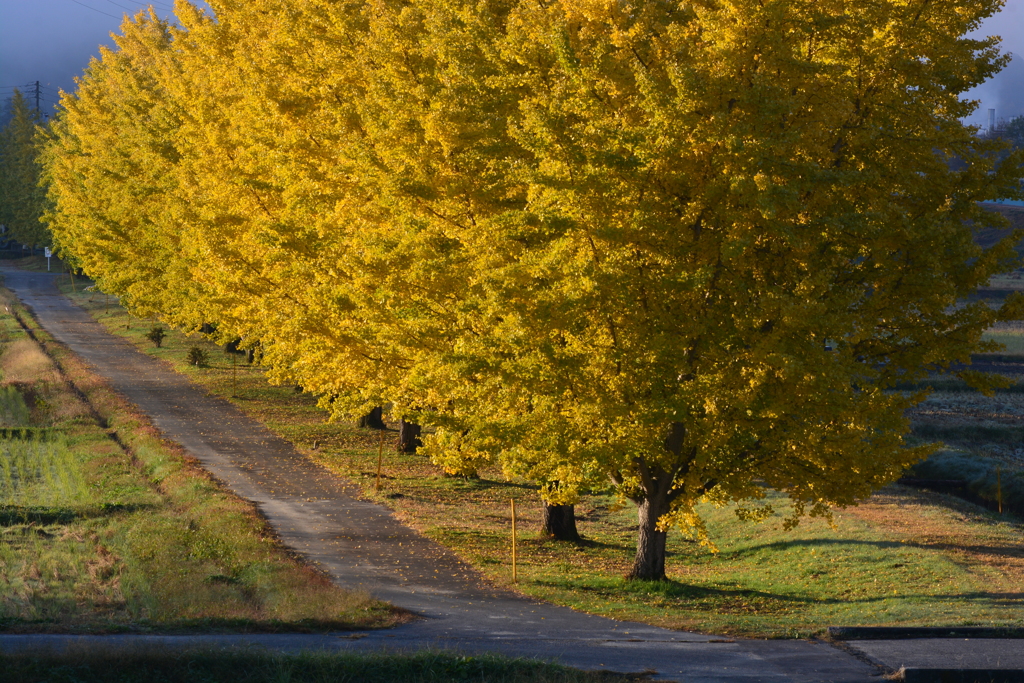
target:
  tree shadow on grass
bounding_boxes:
[566,537,634,552]
[728,537,904,557]
[532,575,1024,610]
[728,536,1024,563]
[903,540,1024,561]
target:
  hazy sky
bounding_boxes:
[964,0,1024,127]
[0,0,201,115]
[0,0,1022,123]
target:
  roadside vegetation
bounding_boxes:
[0,648,644,683]
[0,283,401,633]
[57,277,1024,638]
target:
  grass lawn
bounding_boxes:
[0,282,402,633]
[51,272,1024,638]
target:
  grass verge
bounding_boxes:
[0,649,645,683]
[0,285,403,633]
[54,276,1024,638]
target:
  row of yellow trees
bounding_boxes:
[43,0,1024,580]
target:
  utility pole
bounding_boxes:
[33,81,40,112]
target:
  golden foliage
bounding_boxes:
[42,0,1024,577]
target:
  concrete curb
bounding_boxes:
[829,627,1024,640]
[901,669,1024,683]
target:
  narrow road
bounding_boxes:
[0,267,875,682]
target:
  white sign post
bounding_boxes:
[44,247,51,271]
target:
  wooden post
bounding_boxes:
[511,498,518,584]
[231,351,237,398]
[375,428,384,491]
[997,466,1003,515]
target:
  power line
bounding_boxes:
[103,0,176,14]
[67,0,121,19]
[0,86,62,101]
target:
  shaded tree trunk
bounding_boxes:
[627,495,669,581]
[540,502,581,542]
[397,419,422,453]
[200,322,216,334]
[224,338,242,354]
[358,406,386,430]
[624,423,694,581]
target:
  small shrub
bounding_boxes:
[186,346,209,367]
[146,326,166,348]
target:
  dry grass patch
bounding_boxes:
[1,338,58,384]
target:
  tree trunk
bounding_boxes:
[358,406,386,430]
[540,502,581,542]
[626,495,669,581]
[397,419,422,453]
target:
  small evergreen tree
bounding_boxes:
[0,90,49,248]
[1005,115,1024,149]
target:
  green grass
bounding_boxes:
[0,287,402,633]
[0,649,644,683]
[55,278,1024,638]
[0,433,90,509]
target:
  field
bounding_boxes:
[0,282,401,633]
[982,322,1024,355]
[45,268,1024,638]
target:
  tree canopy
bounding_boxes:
[44,0,1024,580]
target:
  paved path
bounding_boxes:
[0,267,952,681]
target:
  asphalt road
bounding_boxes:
[1,266,1016,681]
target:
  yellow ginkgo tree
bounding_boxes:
[302,0,1024,580]
[42,11,211,327]
[45,0,1024,581]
